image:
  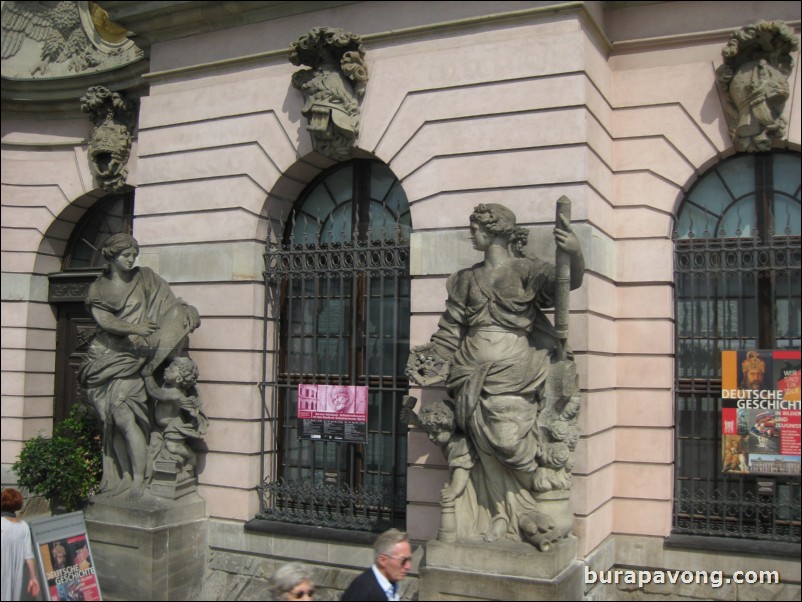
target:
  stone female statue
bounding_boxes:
[78,233,200,499]
[409,203,584,546]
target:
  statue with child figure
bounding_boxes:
[78,233,207,501]
[404,199,583,551]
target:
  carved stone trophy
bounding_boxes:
[80,86,135,193]
[406,199,584,600]
[288,27,368,160]
[716,21,799,152]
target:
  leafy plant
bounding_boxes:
[12,403,102,513]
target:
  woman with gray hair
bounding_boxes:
[268,562,316,600]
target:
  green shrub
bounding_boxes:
[12,403,102,513]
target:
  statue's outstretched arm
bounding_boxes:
[143,374,181,403]
[91,305,158,338]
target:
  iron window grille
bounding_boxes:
[259,160,411,532]
[672,152,801,543]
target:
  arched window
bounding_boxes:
[260,160,411,532]
[673,152,800,543]
[62,194,135,270]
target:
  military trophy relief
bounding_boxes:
[80,85,135,193]
[288,27,368,160]
[716,21,799,153]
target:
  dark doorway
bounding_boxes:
[49,193,133,422]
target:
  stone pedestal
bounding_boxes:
[150,459,197,499]
[420,536,582,601]
[84,493,207,601]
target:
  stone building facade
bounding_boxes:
[2,1,800,599]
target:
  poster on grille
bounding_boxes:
[721,349,801,475]
[28,511,102,601]
[297,384,368,443]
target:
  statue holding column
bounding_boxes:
[405,199,584,550]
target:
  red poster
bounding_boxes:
[721,350,801,475]
[29,512,102,602]
[39,534,101,601]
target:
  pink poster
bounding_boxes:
[297,384,367,421]
[297,385,368,443]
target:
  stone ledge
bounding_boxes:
[425,536,578,580]
[84,492,206,528]
[420,558,583,601]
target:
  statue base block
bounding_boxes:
[420,536,582,601]
[84,493,206,601]
[151,459,197,499]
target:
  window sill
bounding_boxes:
[665,534,800,558]
[244,518,380,545]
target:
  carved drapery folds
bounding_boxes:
[716,21,799,153]
[289,27,368,160]
[405,201,585,552]
[78,233,205,501]
[80,86,134,192]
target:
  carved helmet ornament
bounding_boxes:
[715,21,799,153]
[80,86,134,192]
[288,27,368,160]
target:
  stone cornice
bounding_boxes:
[98,1,359,45]
[1,61,148,114]
[138,2,598,82]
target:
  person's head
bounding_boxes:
[164,357,199,389]
[101,233,139,260]
[1,487,23,513]
[469,204,528,257]
[374,528,412,584]
[741,351,766,391]
[73,545,89,566]
[418,400,456,447]
[53,542,68,566]
[331,386,351,413]
[101,232,139,273]
[743,367,764,390]
[267,562,316,601]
